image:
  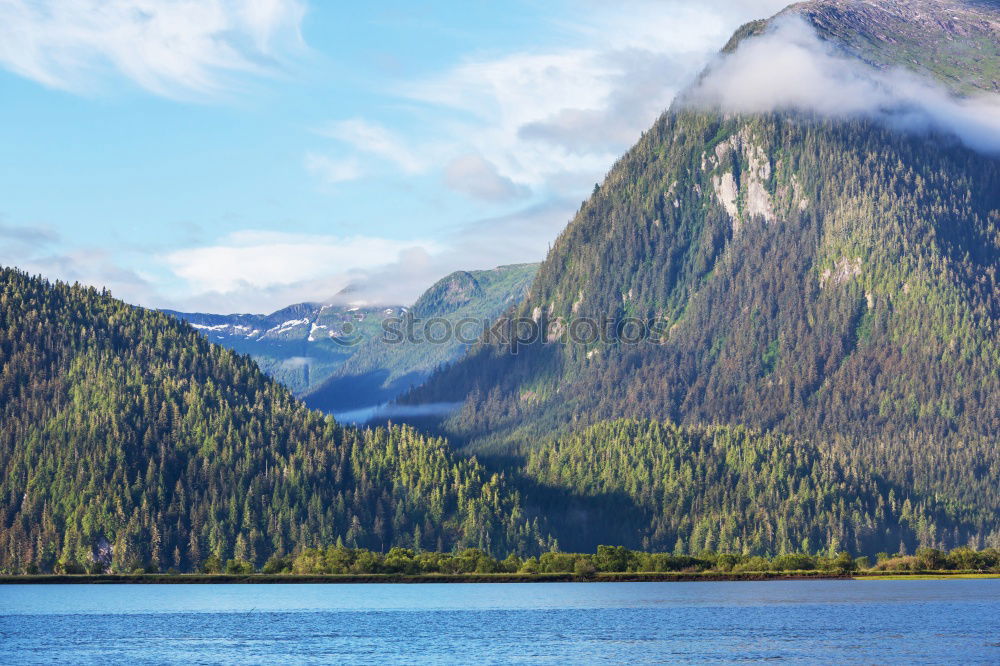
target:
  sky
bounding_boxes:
[0,0,790,313]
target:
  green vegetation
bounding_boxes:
[0,267,546,575]
[521,419,986,555]
[4,1,1000,578]
[10,544,998,581]
[402,2,1000,555]
[0,259,995,572]
[871,546,1000,573]
[213,543,870,576]
[415,109,999,450]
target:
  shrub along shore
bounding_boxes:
[4,545,999,582]
[2,571,998,584]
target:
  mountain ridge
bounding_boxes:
[301,263,539,414]
[775,0,1000,94]
[167,263,539,403]
[4,0,1000,571]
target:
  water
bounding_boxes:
[2,580,999,664]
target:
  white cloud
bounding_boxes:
[159,196,578,312]
[0,221,58,246]
[0,0,305,98]
[687,16,1000,155]
[163,230,439,295]
[401,48,646,190]
[304,153,363,184]
[315,118,427,174]
[281,356,311,369]
[1,217,162,304]
[444,154,527,202]
[402,1,789,183]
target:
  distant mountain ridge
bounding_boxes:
[303,263,539,414]
[163,301,405,394]
[5,0,1000,571]
[166,263,539,409]
[779,0,1000,94]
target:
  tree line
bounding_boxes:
[42,543,1000,577]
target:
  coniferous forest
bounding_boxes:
[0,268,545,573]
[405,110,1000,553]
[2,0,1000,575]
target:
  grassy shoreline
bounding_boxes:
[2,571,997,584]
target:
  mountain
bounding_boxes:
[773,0,1000,94]
[405,0,1000,551]
[163,300,406,395]
[168,263,537,412]
[303,263,539,414]
[0,267,544,573]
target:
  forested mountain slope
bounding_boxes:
[522,419,998,554]
[423,112,1000,442]
[303,263,538,413]
[405,0,1000,549]
[4,0,998,567]
[0,268,545,573]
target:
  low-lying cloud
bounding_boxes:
[315,1,792,202]
[280,356,311,370]
[687,16,1000,155]
[334,402,462,425]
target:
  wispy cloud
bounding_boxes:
[310,0,790,202]
[0,221,59,246]
[0,0,306,99]
[315,118,428,174]
[444,154,528,202]
[325,199,579,307]
[157,197,577,312]
[304,153,363,184]
[4,1,809,314]
[0,221,158,305]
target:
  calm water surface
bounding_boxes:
[2,580,999,664]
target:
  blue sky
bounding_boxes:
[0,0,787,313]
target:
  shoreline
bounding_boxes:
[1,571,997,584]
